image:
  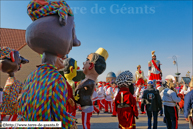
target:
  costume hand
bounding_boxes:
[70,122,77,129]
[135,116,138,119]
[74,94,80,101]
[68,98,75,107]
[84,87,87,90]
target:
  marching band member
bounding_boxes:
[134,84,144,113]
[104,83,114,113]
[112,83,119,117]
[97,82,105,110]
[103,82,108,112]
[92,87,100,115]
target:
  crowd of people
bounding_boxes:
[0,0,192,129]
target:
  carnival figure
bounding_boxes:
[0,47,29,121]
[63,58,79,117]
[115,70,138,129]
[19,0,81,128]
[74,48,108,129]
[148,51,162,86]
[135,65,145,86]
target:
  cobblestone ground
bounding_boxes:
[76,108,189,129]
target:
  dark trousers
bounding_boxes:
[160,109,163,115]
[164,105,178,129]
[147,111,158,129]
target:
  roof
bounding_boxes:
[0,28,27,51]
[106,72,116,78]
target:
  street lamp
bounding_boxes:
[172,56,181,80]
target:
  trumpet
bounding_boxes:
[110,90,114,99]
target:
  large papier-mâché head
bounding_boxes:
[63,58,78,80]
[0,47,29,75]
[26,0,81,58]
[83,48,108,75]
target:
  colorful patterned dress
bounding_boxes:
[0,77,23,115]
[19,64,74,129]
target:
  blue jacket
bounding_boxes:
[184,90,193,118]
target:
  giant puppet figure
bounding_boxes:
[63,58,79,117]
[0,47,29,121]
[135,65,145,112]
[135,65,145,86]
[115,71,138,129]
[19,0,81,128]
[148,51,162,86]
[63,58,78,96]
[74,48,108,129]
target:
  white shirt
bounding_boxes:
[97,86,104,100]
[105,86,113,101]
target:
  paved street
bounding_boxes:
[76,108,189,129]
[0,108,189,129]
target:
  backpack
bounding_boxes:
[147,89,160,111]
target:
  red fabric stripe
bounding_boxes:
[1,114,6,121]
[93,101,99,113]
[149,73,161,81]
[82,112,85,129]
[152,60,160,72]
[8,114,18,121]
[112,101,117,115]
[174,107,178,129]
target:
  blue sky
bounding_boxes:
[1,0,192,81]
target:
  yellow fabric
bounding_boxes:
[95,48,108,61]
[64,61,77,95]
[119,124,136,129]
[64,61,77,80]
[151,50,155,56]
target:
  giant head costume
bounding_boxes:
[116,70,134,95]
[19,1,80,127]
[63,58,78,81]
[0,47,29,76]
[0,47,29,115]
[83,47,108,76]
[26,0,81,59]
[74,48,108,107]
[63,57,79,96]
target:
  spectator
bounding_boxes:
[141,81,162,129]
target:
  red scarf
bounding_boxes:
[139,70,142,74]
[107,85,111,89]
[98,85,102,88]
[138,87,141,93]
[152,60,160,72]
[156,85,161,89]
